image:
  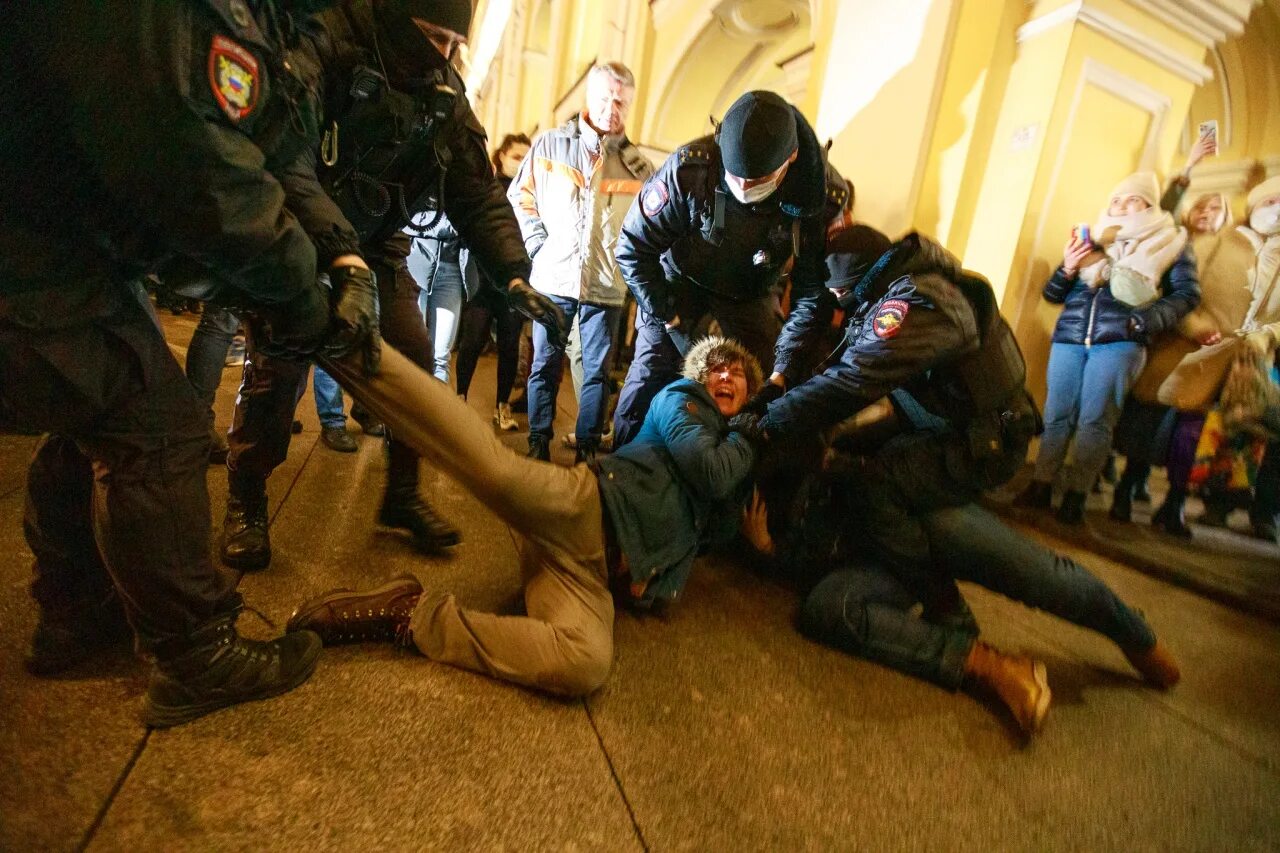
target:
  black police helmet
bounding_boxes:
[718,91,799,179]
[826,224,893,293]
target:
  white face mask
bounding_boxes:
[1250,201,1280,236]
[726,171,784,205]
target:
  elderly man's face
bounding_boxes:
[585,74,634,136]
[704,360,749,417]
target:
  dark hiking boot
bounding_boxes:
[320,426,358,453]
[964,641,1051,738]
[378,492,461,553]
[25,595,133,676]
[351,405,386,437]
[1013,480,1052,510]
[1055,490,1087,525]
[143,614,321,728]
[574,440,600,466]
[287,574,423,645]
[1109,488,1132,523]
[221,478,271,571]
[1152,496,1192,539]
[527,435,551,462]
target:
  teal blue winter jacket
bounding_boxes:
[596,379,756,606]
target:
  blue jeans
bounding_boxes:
[311,365,346,429]
[1033,341,1146,493]
[185,306,239,412]
[799,503,1157,689]
[529,296,618,444]
[416,259,464,385]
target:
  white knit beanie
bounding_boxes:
[1246,176,1280,213]
[1108,171,1162,208]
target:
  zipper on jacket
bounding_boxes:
[1084,289,1098,348]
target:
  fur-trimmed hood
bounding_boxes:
[681,336,763,396]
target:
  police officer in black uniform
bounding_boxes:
[221,0,564,570]
[0,0,380,727]
[611,90,850,447]
[753,228,1041,589]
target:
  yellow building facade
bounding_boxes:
[461,0,1280,399]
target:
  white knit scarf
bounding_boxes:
[1079,206,1188,306]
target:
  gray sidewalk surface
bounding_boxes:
[1,311,1278,850]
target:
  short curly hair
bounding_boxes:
[680,336,763,396]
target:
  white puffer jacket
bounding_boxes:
[508,115,652,306]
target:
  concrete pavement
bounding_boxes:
[1,311,1278,851]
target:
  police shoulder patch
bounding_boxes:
[872,298,910,339]
[677,145,711,165]
[208,35,259,122]
[641,181,669,217]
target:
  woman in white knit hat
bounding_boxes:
[1144,175,1280,539]
[1015,172,1201,524]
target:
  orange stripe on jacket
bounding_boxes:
[534,156,587,189]
[599,179,644,195]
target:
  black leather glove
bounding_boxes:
[507,280,568,348]
[728,412,767,448]
[324,264,381,375]
[258,282,331,362]
[742,381,784,416]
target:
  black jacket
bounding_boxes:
[0,0,341,309]
[1042,248,1199,346]
[615,107,849,322]
[301,2,530,286]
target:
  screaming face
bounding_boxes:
[704,360,749,417]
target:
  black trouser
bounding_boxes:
[612,284,780,447]
[227,259,433,491]
[455,285,522,405]
[0,281,239,650]
[1253,436,1280,526]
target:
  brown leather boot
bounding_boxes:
[963,641,1051,738]
[1123,639,1181,689]
[287,575,423,646]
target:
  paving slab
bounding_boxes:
[0,490,149,852]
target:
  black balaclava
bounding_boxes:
[825,224,893,311]
[718,91,798,179]
[372,0,472,80]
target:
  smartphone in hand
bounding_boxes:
[1198,120,1219,152]
[1072,223,1091,246]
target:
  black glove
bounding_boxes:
[742,381,784,416]
[508,280,568,348]
[258,282,331,362]
[324,264,381,375]
[728,412,768,448]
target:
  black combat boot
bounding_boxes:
[1151,488,1192,538]
[221,475,271,571]
[378,439,461,553]
[1109,480,1133,522]
[25,592,133,676]
[143,613,321,728]
[527,434,551,461]
[1055,489,1087,525]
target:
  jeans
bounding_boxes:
[1032,341,1146,493]
[416,258,464,385]
[185,306,240,413]
[455,286,522,404]
[311,365,346,429]
[529,296,619,445]
[799,503,1157,689]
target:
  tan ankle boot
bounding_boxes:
[1123,639,1181,689]
[964,641,1051,737]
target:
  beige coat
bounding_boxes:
[1133,227,1280,411]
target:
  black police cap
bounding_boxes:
[719,91,798,179]
[826,224,893,290]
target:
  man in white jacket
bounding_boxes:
[508,62,654,462]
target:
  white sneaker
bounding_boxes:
[493,403,519,432]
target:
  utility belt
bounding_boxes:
[958,388,1042,489]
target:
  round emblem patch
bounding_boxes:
[872,299,910,339]
[641,181,669,217]
[208,35,259,122]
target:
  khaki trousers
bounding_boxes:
[323,347,614,697]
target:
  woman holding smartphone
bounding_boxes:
[1015,172,1200,524]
